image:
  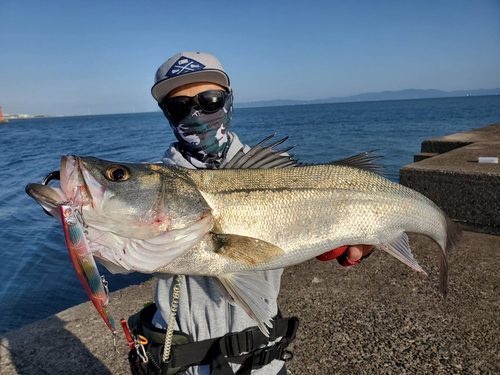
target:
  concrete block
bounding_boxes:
[420,123,500,154]
[414,152,438,162]
[401,141,500,235]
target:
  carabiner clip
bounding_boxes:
[137,335,148,346]
[136,343,148,363]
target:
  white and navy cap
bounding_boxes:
[151,52,231,104]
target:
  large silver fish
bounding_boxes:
[26,145,460,334]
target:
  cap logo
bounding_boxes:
[166,57,206,78]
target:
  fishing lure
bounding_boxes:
[60,203,116,333]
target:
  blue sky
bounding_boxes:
[1,0,499,116]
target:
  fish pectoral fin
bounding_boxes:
[217,272,274,336]
[213,277,236,306]
[376,233,427,275]
[211,233,285,265]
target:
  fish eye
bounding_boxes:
[106,165,131,181]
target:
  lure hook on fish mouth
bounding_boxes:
[39,169,90,228]
[40,171,61,216]
[42,170,61,186]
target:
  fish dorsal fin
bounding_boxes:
[376,233,427,275]
[221,134,301,169]
[211,233,285,265]
[330,150,385,175]
[217,271,274,336]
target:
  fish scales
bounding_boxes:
[188,164,413,195]
[156,165,450,274]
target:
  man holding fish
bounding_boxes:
[148,52,374,375]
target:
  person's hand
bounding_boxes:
[344,245,374,262]
[316,245,375,266]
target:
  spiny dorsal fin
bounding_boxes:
[211,233,285,265]
[330,150,385,175]
[221,134,301,169]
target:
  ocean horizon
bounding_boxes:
[5,93,500,118]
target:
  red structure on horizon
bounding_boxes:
[0,106,3,119]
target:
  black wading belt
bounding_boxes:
[128,303,299,375]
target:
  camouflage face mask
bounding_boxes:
[168,92,233,169]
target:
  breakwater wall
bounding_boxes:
[400,123,500,236]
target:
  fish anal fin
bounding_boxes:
[376,233,427,275]
[212,233,284,265]
[217,272,274,336]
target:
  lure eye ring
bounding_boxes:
[105,165,131,182]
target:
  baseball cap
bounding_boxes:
[151,52,231,103]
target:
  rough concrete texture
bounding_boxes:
[1,231,499,374]
[413,153,437,163]
[0,280,157,375]
[401,124,500,235]
[420,123,500,154]
[413,122,500,161]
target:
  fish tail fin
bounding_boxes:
[440,216,462,298]
[445,216,462,253]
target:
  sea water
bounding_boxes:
[0,95,498,334]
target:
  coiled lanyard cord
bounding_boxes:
[162,275,183,363]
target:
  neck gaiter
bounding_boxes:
[168,92,233,169]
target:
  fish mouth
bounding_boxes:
[60,155,104,207]
[25,183,68,221]
[26,154,95,219]
[26,155,95,219]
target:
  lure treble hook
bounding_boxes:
[107,331,124,358]
[41,171,61,216]
[42,170,61,186]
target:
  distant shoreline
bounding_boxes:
[6,92,500,118]
[235,90,500,109]
[3,115,53,120]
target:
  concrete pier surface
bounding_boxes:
[2,124,499,374]
[1,231,499,374]
[401,123,500,235]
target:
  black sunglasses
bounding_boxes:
[160,90,228,121]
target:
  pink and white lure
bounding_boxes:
[60,204,116,333]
